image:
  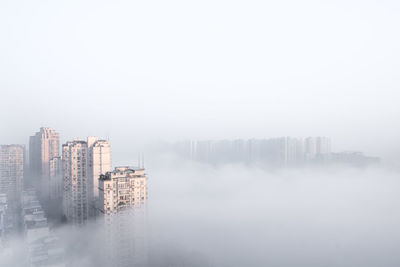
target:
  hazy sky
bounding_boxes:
[0,0,399,160]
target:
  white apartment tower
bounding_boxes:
[87,137,111,201]
[0,145,25,200]
[62,140,89,225]
[98,167,148,267]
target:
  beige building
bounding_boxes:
[98,167,147,214]
[98,167,148,267]
[62,140,89,225]
[29,128,60,198]
[0,145,25,200]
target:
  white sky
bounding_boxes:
[0,0,399,160]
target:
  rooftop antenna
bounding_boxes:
[142,153,145,169]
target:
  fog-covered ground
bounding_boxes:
[147,155,400,267]
[1,154,400,267]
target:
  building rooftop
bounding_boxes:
[99,166,146,181]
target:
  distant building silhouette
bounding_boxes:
[177,137,332,166]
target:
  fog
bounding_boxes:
[147,156,400,266]
[3,155,400,266]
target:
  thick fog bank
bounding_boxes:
[2,156,400,267]
[147,156,400,267]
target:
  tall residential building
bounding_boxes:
[29,128,60,198]
[62,140,89,225]
[87,137,111,201]
[98,167,148,267]
[0,145,25,200]
[304,137,317,160]
[316,137,331,155]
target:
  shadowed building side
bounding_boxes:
[29,128,60,199]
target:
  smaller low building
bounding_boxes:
[22,189,65,267]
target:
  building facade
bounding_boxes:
[0,145,25,200]
[98,167,148,267]
[62,140,89,225]
[29,128,60,198]
[49,156,62,201]
[87,137,111,203]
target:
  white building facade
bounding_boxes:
[62,140,89,225]
[98,167,148,267]
[0,145,25,200]
[87,137,111,204]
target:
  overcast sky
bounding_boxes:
[0,0,399,161]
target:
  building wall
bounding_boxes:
[0,145,24,200]
[49,156,62,200]
[88,138,111,200]
[29,128,60,198]
[62,141,89,225]
[98,167,148,267]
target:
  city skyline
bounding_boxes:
[0,127,149,266]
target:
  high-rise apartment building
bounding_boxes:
[316,137,331,155]
[98,167,148,267]
[0,145,25,200]
[62,140,89,225]
[29,128,60,198]
[87,137,111,201]
[304,136,331,160]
